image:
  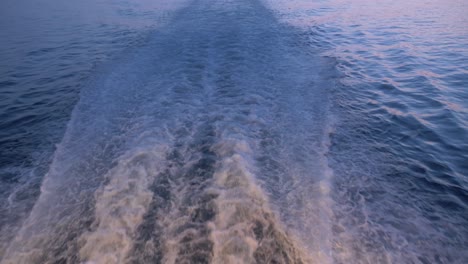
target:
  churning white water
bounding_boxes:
[3,0,465,263]
[1,0,334,263]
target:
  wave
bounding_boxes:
[78,146,168,263]
[209,140,309,263]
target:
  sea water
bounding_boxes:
[0,0,467,263]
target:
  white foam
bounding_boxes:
[209,139,311,264]
[78,145,167,263]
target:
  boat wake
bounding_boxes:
[1,0,335,263]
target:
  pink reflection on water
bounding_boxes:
[265,0,468,37]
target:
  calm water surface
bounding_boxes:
[0,0,467,263]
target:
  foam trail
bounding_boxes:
[1,0,336,262]
[209,139,309,264]
[124,136,312,263]
[78,146,167,263]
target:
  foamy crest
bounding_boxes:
[209,139,310,264]
[78,145,167,264]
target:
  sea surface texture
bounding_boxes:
[0,0,467,263]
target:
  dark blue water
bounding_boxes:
[0,0,467,263]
